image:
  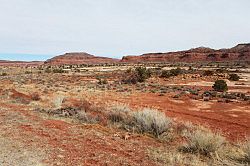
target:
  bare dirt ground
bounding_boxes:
[0,101,161,166]
[0,66,250,165]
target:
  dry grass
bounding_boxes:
[181,126,225,156]
[53,96,65,109]
[240,138,250,163]
[108,103,131,123]
[132,108,172,137]
[76,111,98,124]
[148,148,208,166]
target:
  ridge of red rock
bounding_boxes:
[121,44,250,63]
[45,52,119,65]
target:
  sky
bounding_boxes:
[0,0,250,61]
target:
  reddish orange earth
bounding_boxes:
[88,91,250,141]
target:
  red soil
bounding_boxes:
[0,102,161,166]
[89,92,250,141]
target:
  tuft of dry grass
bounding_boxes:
[53,96,65,109]
[148,148,208,166]
[108,103,130,123]
[240,138,250,163]
[181,127,225,156]
[76,111,98,124]
[132,108,171,137]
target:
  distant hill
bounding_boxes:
[44,52,119,65]
[121,43,250,63]
[0,60,43,67]
[1,43,249,66]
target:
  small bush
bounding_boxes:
[241,139,250,163]
[212,80,228,92]
[45,69,51,73]
[31,93,40,101]
[229,74,240,81]
[0,73,7,76]
[97,78,108,85]
[170,67,182,76]
[160,70,171,78]
[52,68,64,73]
[135,67,151,82]
[76,111,98,124]
[108,104,130,123]
[203,70,214,76]
[25,71,32,74]
[160,68,182,78]
[182,128,225,156]
[123,67,151,84]
[132,108,171,137]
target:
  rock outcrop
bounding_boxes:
[121,44,250,63]
[45,52,119,65]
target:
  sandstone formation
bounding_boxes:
[121,44,250,63]
[45,52,119,65]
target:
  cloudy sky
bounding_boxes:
[0,0,249,61]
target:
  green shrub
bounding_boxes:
[132,108,171,137]
[160,67,182,78]
[52,68,64,73]
[160,70,171,78]
[136,67,151,82]
[170,67,182,76]
[229,74,240,81]
[212,80,228,92]
[123,67,151,84]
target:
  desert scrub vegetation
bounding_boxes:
[181,127,225,156]
[203,70,214,76]
[240,139,250,163]
[108,103,131,123]
[122,67,151,84]
[213,80,228,92]
[148,148,208,166]
[132,108,172,137]
[96,76,108,85]
[160,67,182,78]
[38,107,99,124]
[0,72,7,76]
[107,105,172,138]
[229,73,240,81]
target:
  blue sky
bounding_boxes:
[0,0,250,61]
[0,53,53,61]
